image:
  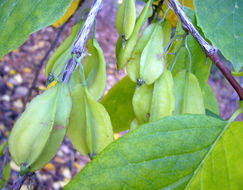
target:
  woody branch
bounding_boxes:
[62,0,103,83]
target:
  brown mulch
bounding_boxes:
[0,0,242,189]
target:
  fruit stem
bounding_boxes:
[184,35,192,72]
[93,19,97,39]
[158,6,169,24]
[74,55,87,87]
[164,34,184,56]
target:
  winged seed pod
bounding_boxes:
[8,82,72,175]
[126,23,158,83]
[115,35,123,59]
[130,118,139,130]
[133,83,153,124]
[82,38,106,100]
[149,68,175,122]
[173,70,205,115]
[116,0,136,40]
[116,0,152,70]
[132,69,174,128]
[139,21,164,85]
[68,38,106,101]
[127,20,172,84]
[67,84,113,157]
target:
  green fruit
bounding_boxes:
[115,35,122,59]
[130,118,139,130]
[68,66,82,92]
[140,21,164,85]
[132,84,153,124]
[127,20,172,84]
[69,38,106,101]
[126,23,157,83]
[116,0,136,40]
[173,70,205,115]
[8,82,72,174]
[162,20,172,49]
[116,0,152,70]
[82,38,106,100]
[132,69,175,125]
[149,68,175,122]
[67,84,113,156]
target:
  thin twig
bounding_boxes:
[62,0,103,83]
[168,0,243,100]
[12,173,34,190]
[24,22,68,107]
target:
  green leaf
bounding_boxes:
[65,115,231,189]
[0,141,7,157]
[0,0,73,58]
[100,76,136,133]
[167,8,212,90]
[203,84,219,115]
[195,0,243,71]
[0,162,11,188]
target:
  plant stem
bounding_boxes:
[168,0,243,100]
[63,0,103,83]
[93,19,97,39]
[184,35,192,72]
[227,107,243,124]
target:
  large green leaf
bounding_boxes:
[195,0,243,71]
[167,8,212,90]
[187,121,243,189]
[64,115,243,190]
[100,76,136,133]
[0,0,73,58]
